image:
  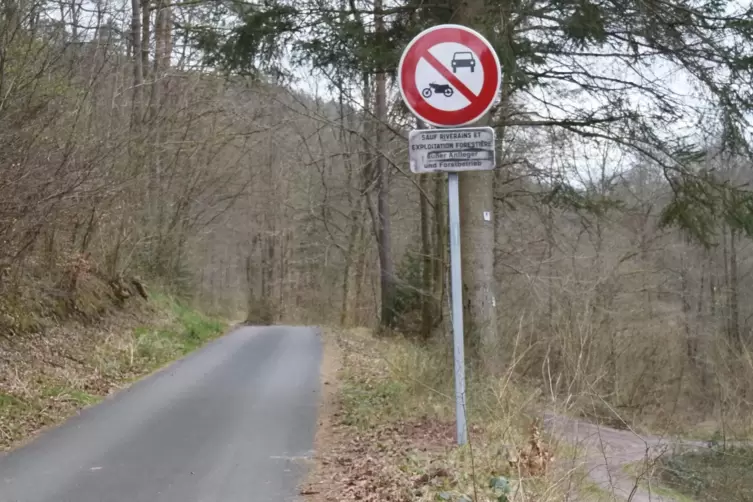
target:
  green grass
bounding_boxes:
[0,385,101,446]
[0,293,226,450]
[0,392,31,423]
[40,385,101,406]
[337,332,454,429]
[649,483,696,502]
[0,392,27,409]
[127,294,225,372]
[578,479,613,501]
[331,330,569,502]
[0,393,33,442]
[621,459,697,501]
[340,378,409,427]
[656,445,753,501]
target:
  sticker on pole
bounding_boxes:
[398,24,501,127]
[409,127,496,173]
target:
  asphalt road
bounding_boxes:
[0,326,322,502]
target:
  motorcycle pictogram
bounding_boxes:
[421,82,454,98]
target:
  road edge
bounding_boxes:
[1,319,238,455]
[299,328,342,500]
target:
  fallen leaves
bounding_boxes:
[508,420,555,477]
[302,418,458,502]
[305,329,561,502]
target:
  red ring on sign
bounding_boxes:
[400,27,500,127]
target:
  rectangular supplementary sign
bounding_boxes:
[408,126,496,173]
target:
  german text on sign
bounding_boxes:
[409,127,496,173]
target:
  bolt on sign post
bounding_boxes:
[398,24,501,446]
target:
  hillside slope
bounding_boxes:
[0,272,225,451]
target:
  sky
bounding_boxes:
[44,0,751,186]
[279,13,731,187]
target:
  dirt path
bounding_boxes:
[543,413,707,501]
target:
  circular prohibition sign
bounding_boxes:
[398,24,501,128]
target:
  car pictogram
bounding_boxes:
[451,51,476,73]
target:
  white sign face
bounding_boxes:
[408,127,496,173]
[398,25,502,127]
[414,42,486,112]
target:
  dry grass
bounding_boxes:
[301,325,752,502]
[0,291,226,451]
[654,443,753,501]
[302,329,592,502]
[486,297,753,444]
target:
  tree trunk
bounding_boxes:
[141,0,150,81]
[722,226,729,337]
[278,229,286,321]
[130,0,143,127]
[339,84,360,326]
[150,0,170,116]
[729,227,740,347]
[694,258,705,359]
[459,172,496,367]
[353,222,368,326]
[709,251,717,322]
[357,71,373,328]
[341,198,363,326]
[432,175,447,332]
[262,231,275,323]
[245,237,259,323]
[150,0,164,118]
[374,0,395,330]
[492,35,512,344]
[680,245,693,359]
[416,117,439,338]
[454,0,498,369]
[420,174,433,340]
[546,182,555,336]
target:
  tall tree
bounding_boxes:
[454,2,498,367]
[189,0,753,346]
[373,0,397,329]
[130,0,144,126]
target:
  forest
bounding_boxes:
[1,0,753,498]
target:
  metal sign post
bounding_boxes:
[398,23,501,446]
[447,172,467,445]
